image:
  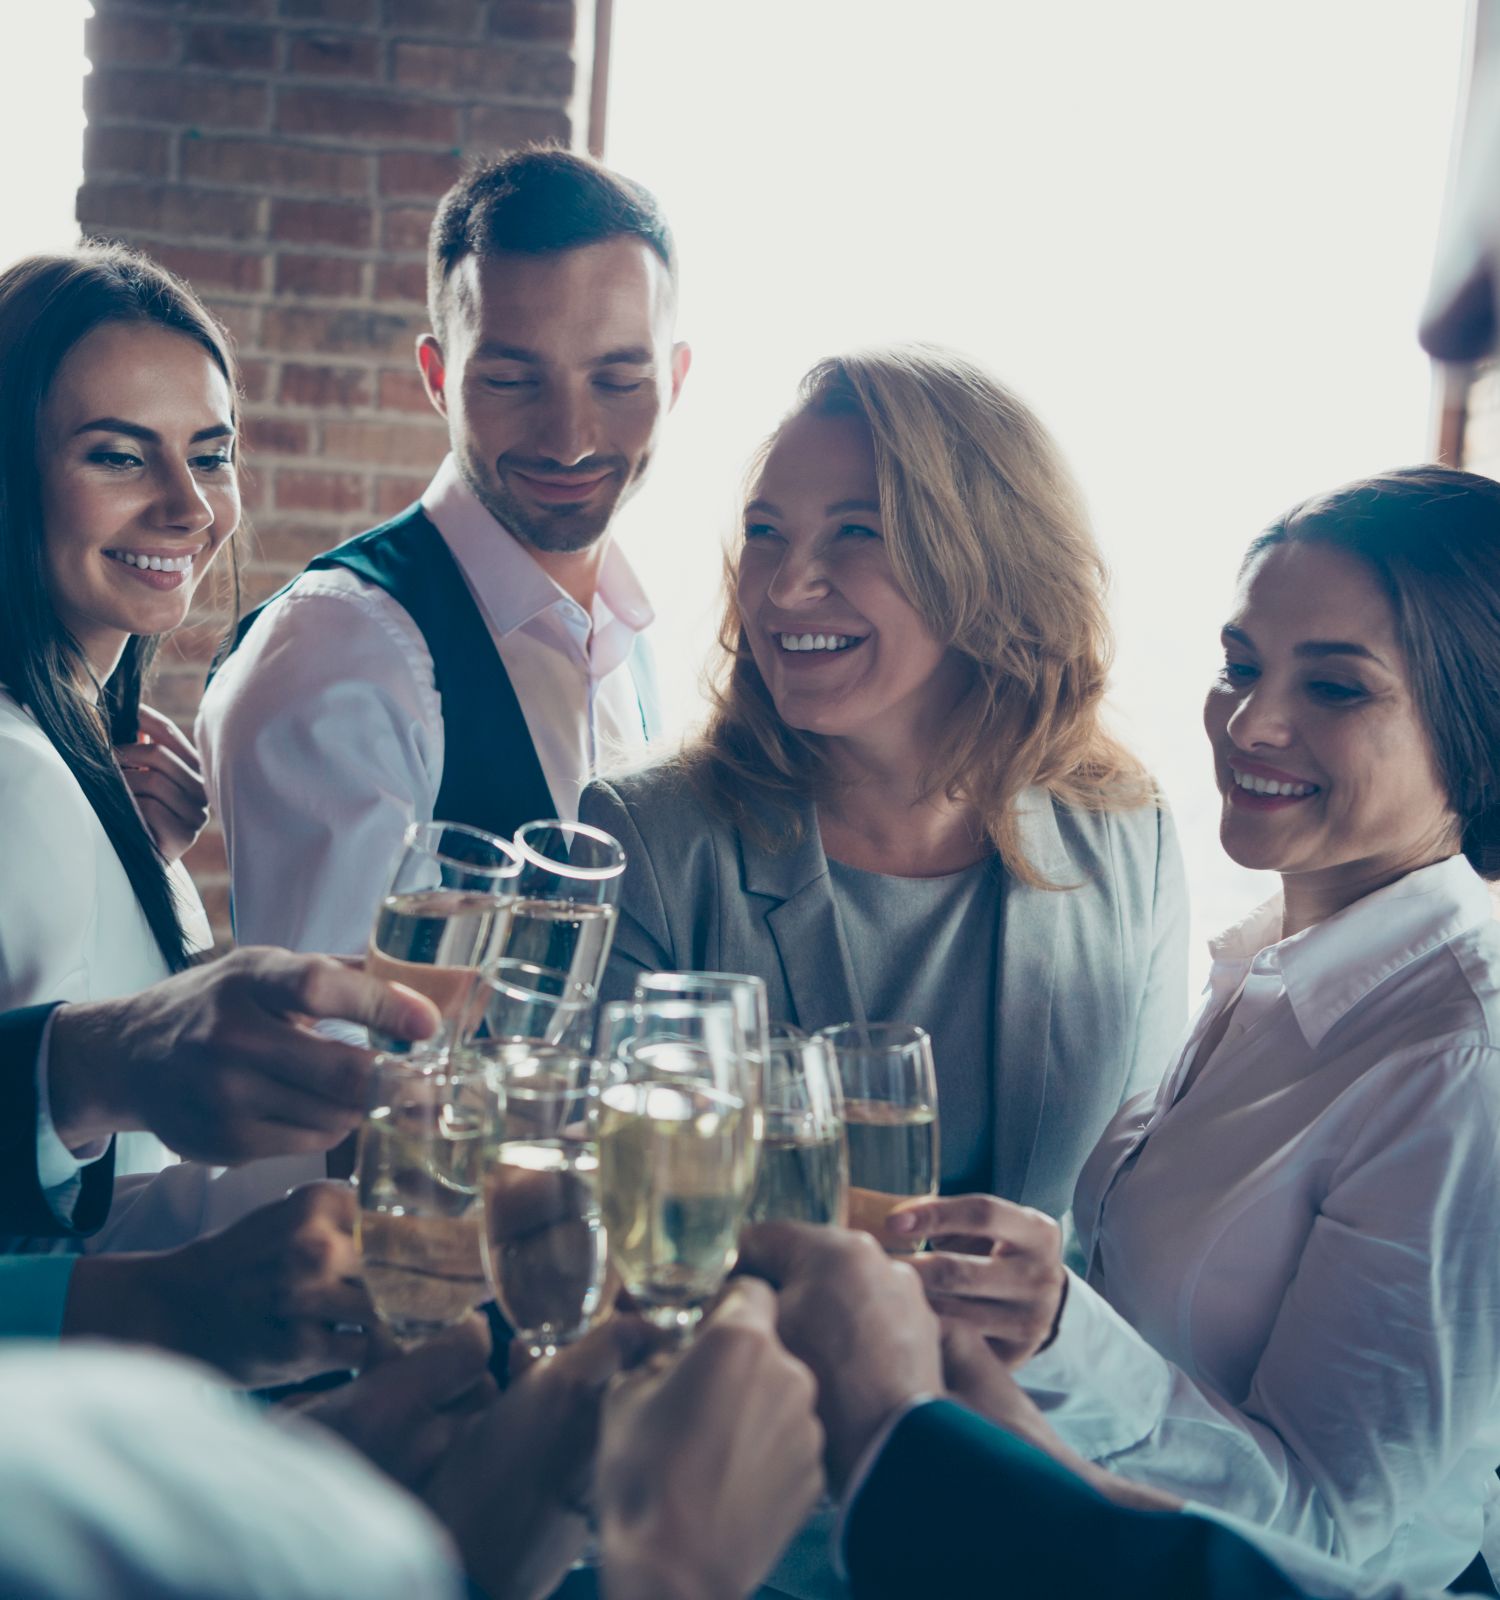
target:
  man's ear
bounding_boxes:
[417,334,449,419]
[668,341,693,410]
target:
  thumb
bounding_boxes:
[359,1314,493,1409]
[735,1219,820,1291]
[253,950,440,1043]
[704,1274,779,1334]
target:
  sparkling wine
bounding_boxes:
[355,1101,486,1341]
[747,1122,848,1226]
[483,1141,606,1351]
[366,888,509,1045]
[843,1099,938,1250]
[491,898,617,998]
[596,1078,754,1318]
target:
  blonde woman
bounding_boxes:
[581,346,1187,1213]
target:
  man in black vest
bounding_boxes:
[199,150,690,961]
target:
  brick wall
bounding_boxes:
[78,0,590,945]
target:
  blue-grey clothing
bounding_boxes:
[827,854,1002,1193]
[580,765,1190,1219]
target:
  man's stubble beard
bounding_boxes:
[456,448,649,556]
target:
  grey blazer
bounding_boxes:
[580,765,1190,1218]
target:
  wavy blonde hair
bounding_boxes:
[688,345,1150,887]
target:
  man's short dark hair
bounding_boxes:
[426,146,677,337]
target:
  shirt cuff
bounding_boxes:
[1017,1268,1172,1460]
[831,1395,940,1581]
[35,1011,111,1220]
[0,1256,79,1338]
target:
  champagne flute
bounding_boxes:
[469,958,598,1052]
[817,1022,938,1253]
[633,972,771,1090]
[495,820,625,1004]
[476,1045,608,1362]
[748,1028,849,1226]
[595,995,746,1071]
[596,1020,759,1338]
[366,821,520,1049]
[354,1054,489,1346]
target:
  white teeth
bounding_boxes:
[1230,768,1317,798]
[106,551,195,572]
[778,632,857,653]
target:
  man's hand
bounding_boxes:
[296,1315,495,1488]
[65,1182,374,1387]
[890,1193,1067,1367]
[737,1221,943,1492]
[426,1316,663,1600]
[114,706,211,865]
[598,1280,825,1600]
[47,947,439,1161]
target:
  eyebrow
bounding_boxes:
[75,417,234,444]
[468,342,655,367]
[742,497,883,519]
[1222,624,1389,669]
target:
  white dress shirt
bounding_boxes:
[198,454,657,961]
[0,691,211,1215]
[1019,855,1500,1591]
[0,1343,461,1599]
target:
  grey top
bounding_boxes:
[827,855,1003,1193]
[582,762,1190,1219]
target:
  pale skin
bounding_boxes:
[738,408,983,877]
[37,319,240,863]
[416,239,691,614]
[889,539,1466,1367]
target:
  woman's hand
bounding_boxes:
[114,704,210,863]
[890,1193,1067,1367]
[65,1181,375,1388]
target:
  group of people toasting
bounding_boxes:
[4,99,1500,1600]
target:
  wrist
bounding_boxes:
[63,1253,177,1351]
[48,1001,139,1148]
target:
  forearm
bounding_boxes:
[62,1253,176,1351]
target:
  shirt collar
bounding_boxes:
[1205,854,1494,1049]
[419,454,654,642]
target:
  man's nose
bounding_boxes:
[529,383,598,467]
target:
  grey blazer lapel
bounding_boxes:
[993,789,1070,1201]
[740,812,863,1033]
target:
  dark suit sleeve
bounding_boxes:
[0,1004,115,1236]
[845,1400,1307,1600]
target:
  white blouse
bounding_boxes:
[1020,855,1500,1592]
[0,690,211,1197]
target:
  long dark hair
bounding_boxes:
[0,245,241,972]
[1245,465,1500,879]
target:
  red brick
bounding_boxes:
[276,86,458,145]
[251,518,347,566]
[287,33,382,80]
[375,474,433,518]
[373,260,428,303]
[244,415,313,455]
[393,40,573,99]
[214,300,263,352]
[275,468,371,514]
[466,101,570,149]
[385,0,482,33]
[198,879,233,951]
[262,304,425,359]
[486,3,576,45]
[377,149,463,199]
[269,196,373,247]
[87,11,179,65]
[275,252,367,297]
[278,361,374,408]
[323,418,446,469]
[182,24,278,71]
[83,124,175,180]
[378,366,434,413]
[148,667,212,724]
[87,67,269,131]
[151,243,268,294]
[184,827,228,878]
[239,560,299,608]
[77,181,264,241]
[183,135,371,194]
[278,0,376,21]
[238,359,273,403]
[382,204,433,252]
[158,620,228,670]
